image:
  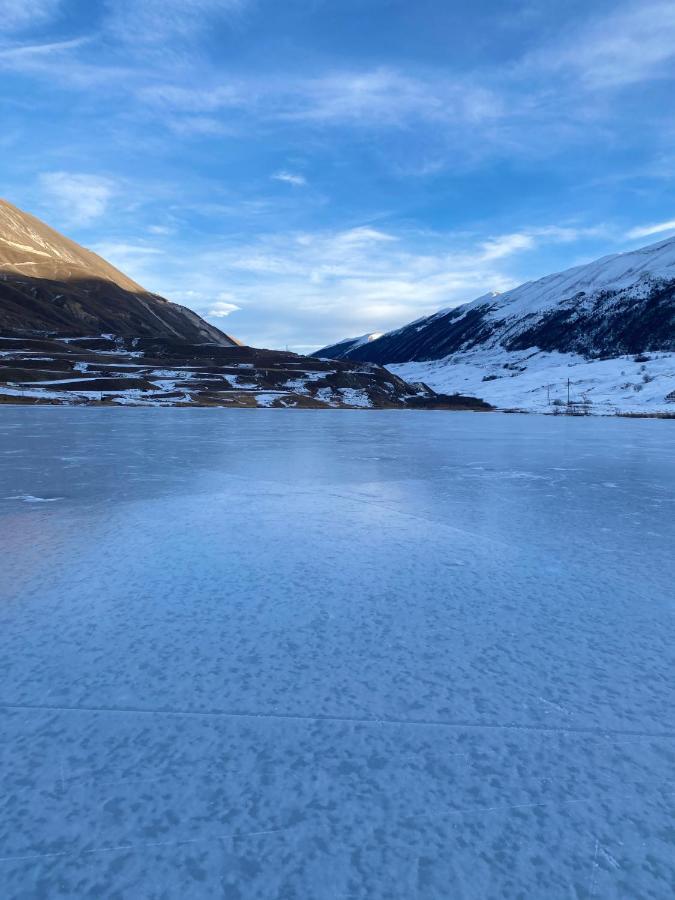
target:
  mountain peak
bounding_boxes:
[0,199,237,346]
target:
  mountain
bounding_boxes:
[317,237,675,364]
[319,332,384,358]
[0,199,490,411]
[0,198,236,346]
[316,236,675,414]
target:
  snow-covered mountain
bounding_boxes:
[316,236,675,414]
[0,198,237,345]
[319,332,384,358]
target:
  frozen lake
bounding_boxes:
[1,408,674,899]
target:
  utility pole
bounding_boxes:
[567,378,570,406]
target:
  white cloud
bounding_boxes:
[0,37,131,89]
[139,68,502,136]
[208,292,241,317]
[208,302,240,317]
[0,0,61,32]
[531,1,675,88]
[130,221,591,350]
[272,171,307,187]
[224,227,400,279]
[279,68,501,127]
[479,233,535,261]
[626,219,675,240]
[91,242,164,258]
[40,172,116,226]
[333,226,397,245]
[478,226,605,261]
[0,37,89,62]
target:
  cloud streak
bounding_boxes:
[0,37,89,62]
[276,69,501,126]
[626,219,675,239]
[40,172,116,226]
[272,171,307,187]
[139,68,502,132]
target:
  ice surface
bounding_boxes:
[0,409,674,898]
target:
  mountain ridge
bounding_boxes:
[315,235,675,414]
[316,235,675,364]
[0,198,237,346]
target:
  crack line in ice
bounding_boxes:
[588,838,600,898]
[0,827,290,864]
[416,796,588,822]
[1,703,674,740]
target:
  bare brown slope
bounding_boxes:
[0,199,237,345]
[0,333,493,410]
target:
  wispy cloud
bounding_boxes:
[131,60,622,176]
[139,68,502,134]
[40,172,116,226]
[129,221,593,350]
[0,37,89,62]
[104,0,250,44]
[0,36,123,88]
[277,68,501,126]
[0,0,61,33]
[478,226,600,262]
[479,232,535,261]
[272,171,307,187]
[530,1,675,88]
[626,218,675,240]
[148,224,174,236]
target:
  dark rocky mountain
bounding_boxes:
[316,237,675,365]
[318,332,384,359]
[0,199,236,345]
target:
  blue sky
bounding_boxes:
[2,0,675,351]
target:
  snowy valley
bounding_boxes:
[391,348,674,416]
[317,235,675,415]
